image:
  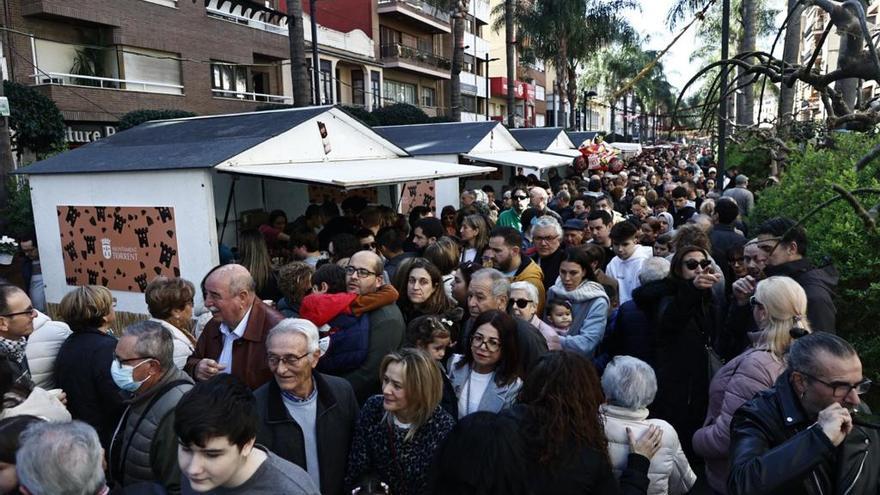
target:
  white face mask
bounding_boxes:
[110,359,154,392]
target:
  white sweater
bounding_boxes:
[605,245,653,305]
[25,312,72,390]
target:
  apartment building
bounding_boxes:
[0,0,381,146]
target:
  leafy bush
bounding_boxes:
[371,103,430,126]
[1,178,33,238]
[427,115,455,123]
[340,105,378,127]
[3,81,66,159]
[118,109,196,130]
[726,138,773,184]
[750,132,880,390]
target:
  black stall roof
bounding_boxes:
[508,127,570,151]
[566,131,600,147]
[373,121,501,156]
[17,106,331,175]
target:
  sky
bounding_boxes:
[622,0,785,97]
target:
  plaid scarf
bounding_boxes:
[0,337,28,373]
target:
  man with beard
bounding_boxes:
[483,227,545,315]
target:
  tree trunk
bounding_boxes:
[777,0,803,134]
[833,32,862,118]
[735,0,756,126]
[610,99,616,135]
[286,0,313,107]
[450,3,468,122]
[622,93,629,139]
[567,63,578,130]
[505,0,516,128]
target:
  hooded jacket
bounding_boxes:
[765,258,839,333]
[547,279,610,356]
[24,311,71,390]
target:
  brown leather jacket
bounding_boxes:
[184,300,284,390]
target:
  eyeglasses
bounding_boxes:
[797,371,872,398]
[1,307,36,318]
[471,333,501,352]
[114,355,156,365]
[509,298,533,309]
[684,259,712,270]
[267,352,311,368]
[513,195,528,201]
[361,242,377,250]
[533,235,559,243]
[345,266,377,278]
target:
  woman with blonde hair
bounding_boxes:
[144,277,197,369]
[459,214,490,264]
[346,348,455,495]
[54,285,124,448]
[693,276,810,494]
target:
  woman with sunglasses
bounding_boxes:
[545,247,611,357]
[693,276,810,494]
[447,310,522,418]
[508,282,559,349]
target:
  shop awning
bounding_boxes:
[215,158,495,190]
[542,148,582,158]
[462,150,571,170]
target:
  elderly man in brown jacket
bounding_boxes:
[185,264,283,390]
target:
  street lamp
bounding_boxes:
[583,90,597,131]
[485,53,500,121]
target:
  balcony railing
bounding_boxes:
[32,72,184,94]
[380,43,451,71]
[205,1,288,35]
[212,88,292,104]
[377,0,451,24]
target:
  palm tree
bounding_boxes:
[505,0,517,127]
[777,0,803,133]
[425,0,468,121]
[735,0,756,126]
[286,0,313,106]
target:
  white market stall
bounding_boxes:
[17,105,493,316]
[374,121,571,195]
[509,127,581,160]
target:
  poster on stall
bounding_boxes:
[57,205,180,292]
[399,180,436,214]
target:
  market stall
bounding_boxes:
[16,105,493,316]
[509,127,580,159]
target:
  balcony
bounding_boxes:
[377,0,452,34]
[381,43,451,79]
[212,88,291,104]
[206,0,289,34]
[32,72,184,95]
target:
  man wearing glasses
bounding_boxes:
[340,251,404,403]
[254,318,358,495]
[0,283,39,385]
[496,188,530,232]
[752,217,838,333]
[729,333,880,494]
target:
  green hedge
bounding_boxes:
[749,132,880,392]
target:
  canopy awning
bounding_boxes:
[214,158,495,190]
[609,142,643,156]
[462,150,571,170]
[542,148,582,158]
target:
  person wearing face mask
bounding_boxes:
[109,320,193,494]
[497,188,530,232]
[145,277,197,370]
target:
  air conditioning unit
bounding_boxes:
[40,77,63,85]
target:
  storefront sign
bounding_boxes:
[64,124,118,144]
[57,205,180,292]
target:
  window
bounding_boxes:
[463,54,475,74]
[352,70,366,106]
[462,95,477,113]
[211,62,247,98]
[123,47,182,94]
[421,86,436,107]
[320,60,333,104]
[384,79,417,105]
[371,71,381,108]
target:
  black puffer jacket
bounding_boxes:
[764,258,839,333]
[729,370,880,495]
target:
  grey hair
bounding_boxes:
[509,281,538,303]
[16,421,106,495]
[531,216,563,239]
[639,257,671,285]
[556,190,571,202]
[601,356,658,410]
[471,268,511,298]
[124,320,173,370]
[788,332,856,377]
[267,318,320,353]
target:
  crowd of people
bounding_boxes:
[0,143,874,495]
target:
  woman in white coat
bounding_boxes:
[144,277,196,369]
[600,355,697,495]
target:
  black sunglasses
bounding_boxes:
[513,195,528,200]
[509,298,533,309]
[684,259,712,270]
